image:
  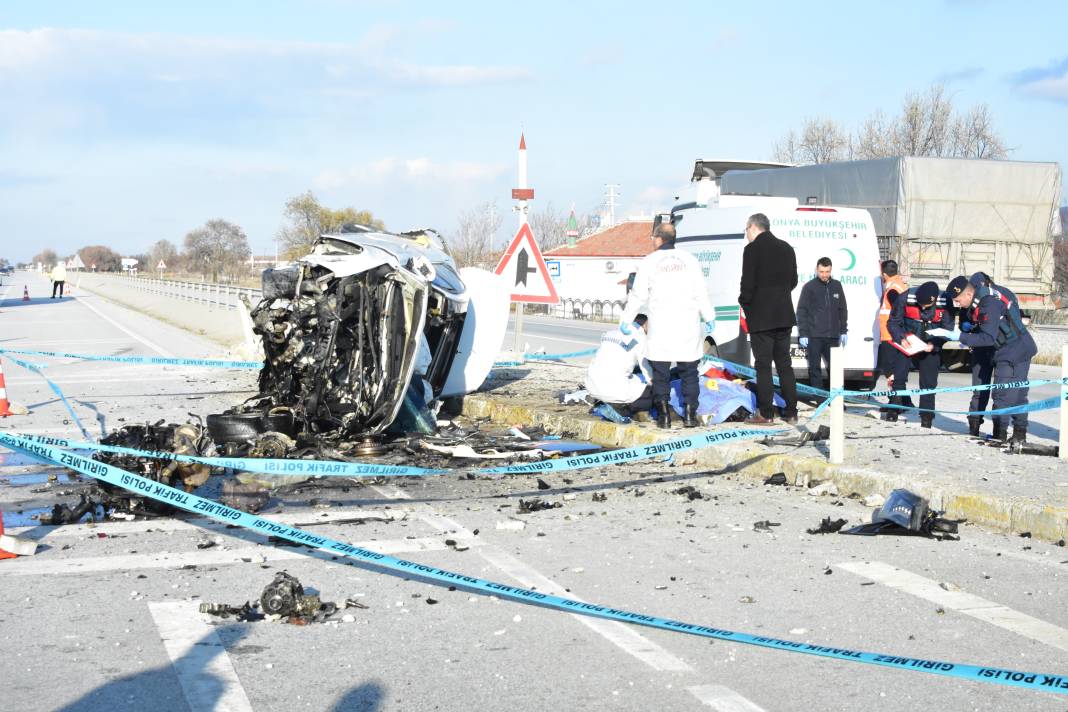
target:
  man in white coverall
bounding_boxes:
[621,223,715,429]
[585,314,653,422]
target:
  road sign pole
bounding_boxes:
[513,302,524,354]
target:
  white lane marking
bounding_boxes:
[839,561,1068,653]
[148,601,254,712]
[687,685,768,712]
[75,295,174,357]
[0,537,479,576]
[7,507,409,539]
[370,484,694,673]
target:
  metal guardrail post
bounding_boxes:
[1060,344,1067,461]
[830,346,844,464]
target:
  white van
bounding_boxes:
[663,161,883,389]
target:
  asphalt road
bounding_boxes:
[2,273,1067,711]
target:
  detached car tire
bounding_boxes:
[207,412,296,443]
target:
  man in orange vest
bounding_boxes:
[877,260,908,419]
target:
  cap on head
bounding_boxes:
[969,271,991,289]
[946,276,969,298]
[915,281,939,307]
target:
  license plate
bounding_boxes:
[789,346,807,359]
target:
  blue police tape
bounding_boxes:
[523,348,597,361]
[0,347,261,370]
[3,431,1064,696]
[12,428,785,479]
[3,355,93,441]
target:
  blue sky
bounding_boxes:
[2,0,1066,263]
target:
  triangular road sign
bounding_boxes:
[494,223,559,304]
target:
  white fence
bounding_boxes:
[111,273,262,310]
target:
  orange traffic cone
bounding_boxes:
[0,358,13,417]
[0,512,17,560]
[22,285,29,301]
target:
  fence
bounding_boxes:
[546,298,627,322]
[105,272,262,311]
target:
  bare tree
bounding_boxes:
[773,118,848,164]
[77,245,122,271]
[148,239,179,270]
[774,84,1010,164]
[183,219,251,282]
[529,202,570,251]
[449,202,502,268]
[32,249,58,267]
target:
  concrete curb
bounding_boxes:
[463,394,1068,544]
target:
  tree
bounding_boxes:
[277,191,385,259]
[448,201,502,268]
[32,249,58,267]
[183,219,251,282]
[772,118,848,164]
[529,202,571,251]
[78,245,122,272]
[148,239,178,270]
[774,84,1009,164]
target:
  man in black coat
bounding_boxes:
[796,256,848,394]
[738,213,798,423]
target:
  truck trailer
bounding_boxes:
[720,157,1063,310]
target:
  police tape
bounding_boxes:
[11,428,784,479]
[2,430,1064,696]
[3,355,93,441]
[0,347,261,370]
[523,348,597,361]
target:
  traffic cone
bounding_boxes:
[0,359,13,417]
[0,511,36,559]
[0,512,17,560]
[22,285,29,301]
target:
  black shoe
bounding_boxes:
[683,404,699,428]
[920,418,933,429]
[782,414,799,425]
[656,400,672,429]
[967,417,983,438]
[992,421,1008,441]
[1010,426,1026,444]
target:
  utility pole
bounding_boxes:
[603,184,620,228]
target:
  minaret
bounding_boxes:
[512,133,534,227]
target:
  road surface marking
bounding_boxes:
[75,294,174,356]
[148,601,255,712]
[687,684,767,712]
[371,484,694,672]
[839,561,1068,653]
[0,537,479,576]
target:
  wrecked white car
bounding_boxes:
[219,226,509,441]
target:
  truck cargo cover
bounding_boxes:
[721,157,1062,244]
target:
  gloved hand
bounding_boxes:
[926,327,961,341]
[839,334,848,347]
[799,337,809,348]
[619,320,632,335]
[704,320,715,336]
[960,321,974,333]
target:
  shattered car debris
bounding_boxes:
[229,226,510,440]
[199,571,354,625]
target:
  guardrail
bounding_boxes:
[108,272,262,310]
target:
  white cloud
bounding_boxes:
[313,157,506,189]
[1012,57,1068,103]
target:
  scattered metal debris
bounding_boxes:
[763,473,788,486]
[806,517,848,535]
[752,520,781,533]
[516,498,562,514]
[44,492,98,525]
[842,489,962,540]
[672,485,704,501]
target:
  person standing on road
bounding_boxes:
[946,275,994,437]
[796,256,848,395]
[621,223,715,429]
[887,281,953,428]
[50,261,67,298]
[940,273,1037,443]
[738,213,798,424]
[585,314,653,423]
[877,260,908,418]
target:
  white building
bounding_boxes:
[543,219,654,320]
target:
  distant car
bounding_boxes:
[242,225,510,437]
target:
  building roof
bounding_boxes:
[544,220,655,258]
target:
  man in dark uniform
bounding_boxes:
[887,281,953,428]
[796,256,848,395]
[946,275,994,437]
[941,273,1038,443]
